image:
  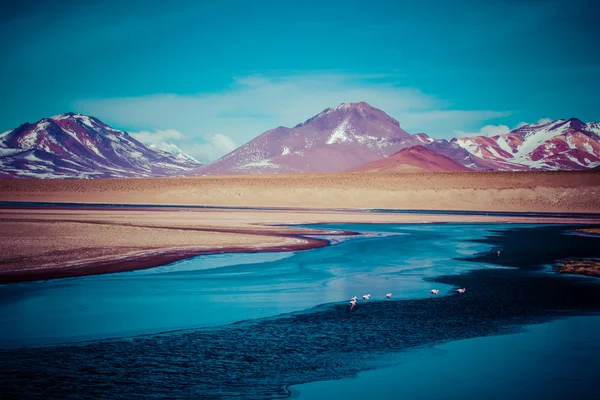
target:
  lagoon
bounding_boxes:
[1,222,599,399]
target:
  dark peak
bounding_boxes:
[565,117,585,128]
[549,117,585,131]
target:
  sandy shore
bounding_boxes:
[1,171,598,282]
[1,171,599,213]
[1,205,599,283]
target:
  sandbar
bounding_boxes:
[1,205,599,283]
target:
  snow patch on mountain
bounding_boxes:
[583,141,595,156]
[516,120,568,155]
[496,137,513,155]
[447,118,600,170]
[327,119,353,144]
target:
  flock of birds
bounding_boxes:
[344,249,495,311]
[348,288,466,310]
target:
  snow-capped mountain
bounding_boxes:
[426,118,600,170]
[0,113,203,178]
[347,145,472,173]
[149,141,200,163]
[2,107,598,179]
[199,102,422,175]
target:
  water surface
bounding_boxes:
[0,223,599,399]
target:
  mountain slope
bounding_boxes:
[199,102,422,175]
[0,113,203,178]
[427,118,600,170]
[347,145,472,172]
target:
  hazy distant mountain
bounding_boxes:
[199,102,423,175]
[427,118,600,171]
[149,141,200,163]
[0,113,202,178]
[347,145,472,173]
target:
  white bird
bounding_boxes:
[456,288,466,294]
[349,299,357,310]
[386,293,392,299]
[430,289,440,296]
[362,294,371,301]
[351,296,358,302]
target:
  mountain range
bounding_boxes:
[198,103,600,174]
[1,104,599,178]
[426,118,600,171]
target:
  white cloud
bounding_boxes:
[536,117,552,125]
[515,121,529,129]
[187,134,238,162]
[131,129,236,163]
[515,118,553,129]
[74,73,511,160]
[130,128,183,144]
[456,116,559,138]
[454,124,511,138]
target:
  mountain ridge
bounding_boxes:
[1,104,599,178]
[0,113,202,178]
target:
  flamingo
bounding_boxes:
[349,299,357,310]
[456,288,466,294]
[362,294,371,301]
[430,289,440,296]
[386,293,392,299]
[351,296,358,302]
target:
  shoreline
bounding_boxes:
[0,236,331,284]
[2,205,599,284]
[2,200,600,218]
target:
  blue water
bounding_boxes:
[0,224,502,347]
[293,316,600,400]
[0,223,599,399]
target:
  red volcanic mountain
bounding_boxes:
[427,118,600,171]
[0,113,202,178]
[199,102,423,175]
[347,145,472,173]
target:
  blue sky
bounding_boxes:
[1,0,599,161]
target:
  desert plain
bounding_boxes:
[1,171,599,282]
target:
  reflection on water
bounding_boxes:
[0,223,599,399]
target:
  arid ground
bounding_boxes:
[1,171,599,282]
[1,171,599,212]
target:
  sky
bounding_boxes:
[1,0,599,162]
